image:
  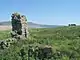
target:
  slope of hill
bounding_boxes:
[0,21,11,25]
[0,26,80,60]
[0,21,62,28]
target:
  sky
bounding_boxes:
[0,0,80,25]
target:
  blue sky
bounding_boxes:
[0,0,80,25]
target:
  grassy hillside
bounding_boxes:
[0,26,80,60]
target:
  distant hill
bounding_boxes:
[0,21,11,26]
[0,21,62,28]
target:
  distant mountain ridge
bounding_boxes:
[0,21,62,28]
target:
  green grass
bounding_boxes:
[0,26,80,60]
[0,30,11,40]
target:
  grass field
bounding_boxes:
[0,26,80,60]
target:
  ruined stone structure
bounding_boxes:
[11,12,28,39]
[28,45,53,60]
[0,12,29,49]
[20,15,28,38]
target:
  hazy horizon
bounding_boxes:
[0,0,80,25]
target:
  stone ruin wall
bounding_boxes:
[11,12,29,39]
